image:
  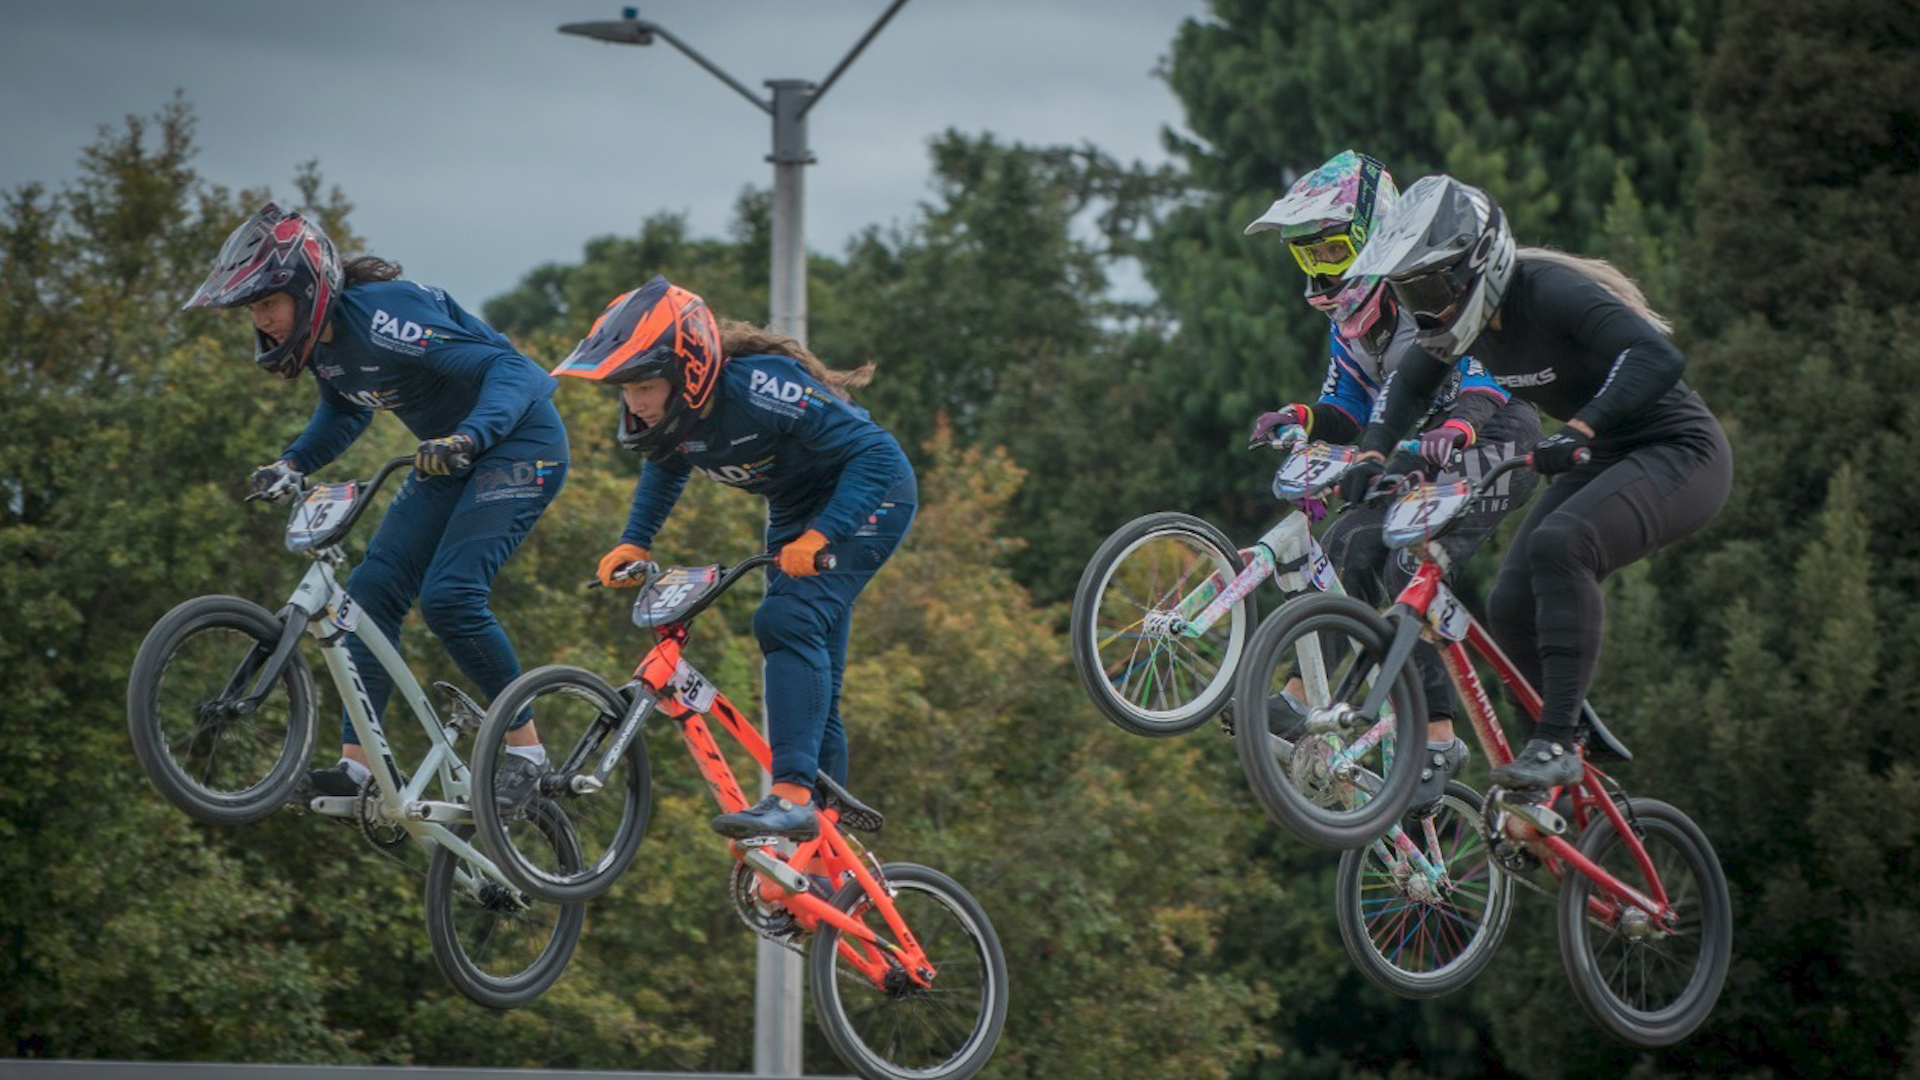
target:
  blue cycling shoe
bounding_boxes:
[711,794,820,840]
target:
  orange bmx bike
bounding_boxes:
[467,552,1007,1080]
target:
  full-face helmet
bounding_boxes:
[1343,175,1514,361]
[553,276,725,458]
[183,202,342,379]
[1245,150,1400,349]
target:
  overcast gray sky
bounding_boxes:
[1,0,1209,307]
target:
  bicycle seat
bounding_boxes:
[631,565,724,628]
[1579,700,1633,764]
[816,773,884,834]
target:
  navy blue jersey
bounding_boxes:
[621,354,915,546]
[282,281,556,471]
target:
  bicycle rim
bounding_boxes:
[127,596,316,825]
[425,806,586,1010]
[809,862,1008,1080]
[1557,797,1731,1046]
[1071,513,1250,736]
[473,665,651,904]
[1233,593,1426,849]
[1336,781,1513,998]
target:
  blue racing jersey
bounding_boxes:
[1306,308,1511,445]
[282,281,557,471]
[621,354,916,547]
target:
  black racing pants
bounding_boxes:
[1486,417,1733,745]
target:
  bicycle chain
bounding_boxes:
[728,861,809,955]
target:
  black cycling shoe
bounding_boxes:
[303,762,365,798]
[711,795,820,840]
[1490,737,1582,790]
[1409,738,1470,814]
[492,755,550,814]
[1267,691,1309,740]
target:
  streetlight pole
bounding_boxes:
[558,5,910,1076]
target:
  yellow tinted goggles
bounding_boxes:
[1288,232,1359,277]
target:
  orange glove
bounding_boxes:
[777,529,831,577]
[597,543,650,588]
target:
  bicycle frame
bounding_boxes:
[605,569,940,990]
[267,457,513,887]
[1369,466,1678,933]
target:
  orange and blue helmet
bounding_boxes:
[183,202,341,379]
[554,276,724,457]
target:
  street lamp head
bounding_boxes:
[558,13,656,46]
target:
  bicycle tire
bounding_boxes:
[424,806,587,1010]
[126,595,317,826]
[1557,797,1732,1047]
[809,862,1008,1080]
[1070,512,1254,736]
[471,664,652,903]
[1335,780,1515,998]
[1232,592,1426,849]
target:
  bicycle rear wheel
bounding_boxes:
[126,595,317,825]
[424,804,587,1010]
[1557,797,1731,1046]
[471,665,652,903]
[1070,512,1253,736]
[1233,592,1426,849]
[1335,780,1514,998]
[809,862,1008,1080]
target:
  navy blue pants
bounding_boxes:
[754,499,915,791]
[341,406,568,743]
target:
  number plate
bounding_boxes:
[632,565,722,628]
[286,482,356,551]
[669,658,719,713]
[1382,480,1473,549]
[1273,442,1359,499]
[1426,582,1472,642]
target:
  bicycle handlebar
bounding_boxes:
[585,549,839,591]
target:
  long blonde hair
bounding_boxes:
[1516,247,1672,335]
[718,320,874,400]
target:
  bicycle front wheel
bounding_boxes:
[471,664,652,904]
[1557,797,1732,1047]
[1070,512,1253,736]
[1335,780,1514,998]
[809,862,1008,1080]
[424,805,587,1010]
[1233,592,1426,849]
[126,595,317,825]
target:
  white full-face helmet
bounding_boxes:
[1344,175,1514,361]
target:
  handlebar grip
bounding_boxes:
[816,551,837,572]
[1572,447,1592,466]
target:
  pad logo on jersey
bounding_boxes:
[1494,369,1558,388]
[370,309,435,356]
[699,456,775,489]
[750,369,807,403]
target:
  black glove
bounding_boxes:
[415,433,476,476]
[247,459,303,501]
[1338,457,1386,505]
[1532,428,1592,476]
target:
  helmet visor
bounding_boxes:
[1288,232,1359,277]
[1390,261,1472,329]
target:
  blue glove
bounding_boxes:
[1532,429,1592,476]
[1338,457,1386,505]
